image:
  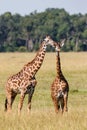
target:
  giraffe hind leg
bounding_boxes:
[53,99,59,113]
[5,98,8,111]
[60,99,64,113]
[5,92,17,112]
[11,93,17,105]
[64,93,68,112]
[27,80,37,113]
[27,86,35,113]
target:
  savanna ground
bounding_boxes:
[0,52,87,130]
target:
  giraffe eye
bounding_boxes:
[47,40,49,42]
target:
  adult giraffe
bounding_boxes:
[5,36,59,115]
[51,40,69,113]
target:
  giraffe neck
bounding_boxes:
[56,51,62,78]
[24,41,47,78]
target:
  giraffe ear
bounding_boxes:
[60,39,66,47]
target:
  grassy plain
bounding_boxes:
[0,52,87,130]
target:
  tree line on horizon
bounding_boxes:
[0,8,87,52]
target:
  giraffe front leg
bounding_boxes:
[18,93,25,115]
[27,86,35,114]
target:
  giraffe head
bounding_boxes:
[55,39,65,52]
[44,35,60,50]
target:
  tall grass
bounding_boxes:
[0,52,87,130]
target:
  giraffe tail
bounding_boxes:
[4,98,7,111]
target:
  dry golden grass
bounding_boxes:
[0,52,87,130]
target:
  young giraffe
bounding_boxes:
[5,36,59,114]
[51,40,69,113]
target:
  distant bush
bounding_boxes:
[18,46,27,52]
[0,9,87,52]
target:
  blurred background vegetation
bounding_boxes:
[0,8,87,52]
